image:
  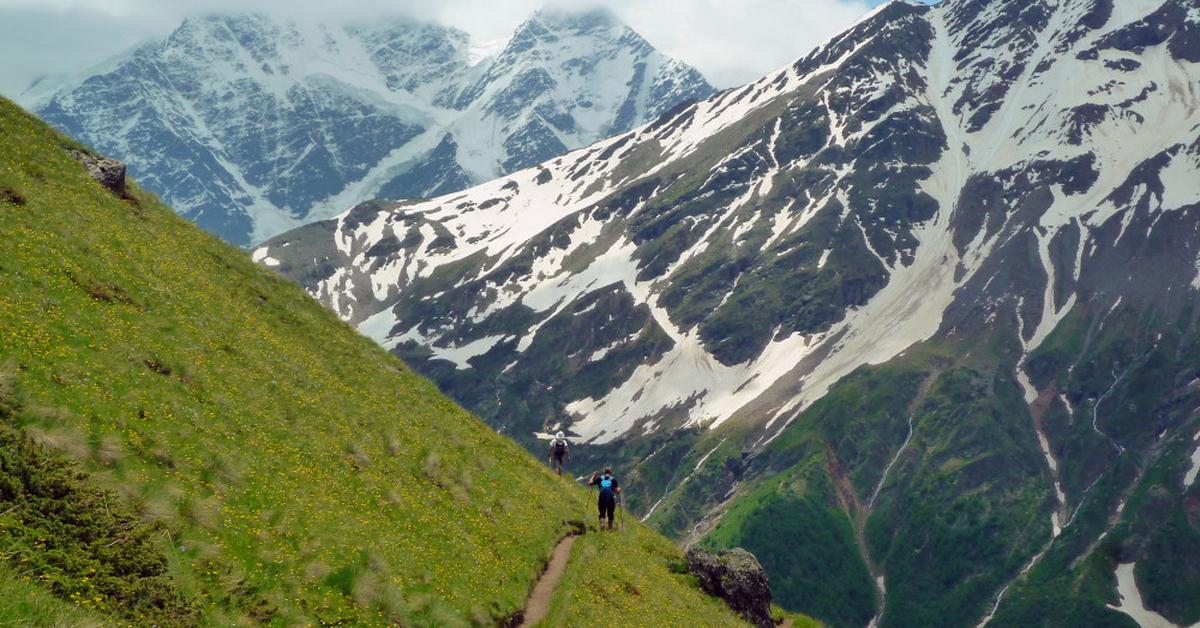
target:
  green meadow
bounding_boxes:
[0,97,767,626]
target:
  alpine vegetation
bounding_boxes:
[258,0,1200,625]
[0,96,759,626]
[26,8,713,246]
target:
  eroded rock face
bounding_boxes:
[36,11,713,245]
[70,149,125,197]
[685,546,773,628]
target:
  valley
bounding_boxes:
[257,0,1200,625]
[2,0,1199,625]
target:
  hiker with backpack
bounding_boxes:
[547,431,570,476]
[589,468,621,531]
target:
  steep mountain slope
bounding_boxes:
[258,0,1200,624]
[0,96,748,626]
[28,9,712,245]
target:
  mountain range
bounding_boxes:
[25,8,713,245]
[256,0,1200,625]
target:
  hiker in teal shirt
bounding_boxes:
[589,468,620,530]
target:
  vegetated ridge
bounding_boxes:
[0,95,751,627]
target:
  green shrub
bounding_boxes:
[0,418,197,625]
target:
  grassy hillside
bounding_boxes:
[0,566,105,628]
[0,97,753,626]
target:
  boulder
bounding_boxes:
[70,149,126,197]
[685,546,774,627]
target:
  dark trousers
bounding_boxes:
[598,494,616,525]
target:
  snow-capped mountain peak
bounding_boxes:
[31,9,713,245]
[261,0,1200,448]
[467,36,512,67]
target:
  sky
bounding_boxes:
[0,0,892,99]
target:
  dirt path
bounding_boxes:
[518,535,578,627]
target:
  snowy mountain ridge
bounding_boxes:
[30,8,713,245]
[263,0,1198,443]
[259,0,1200,623]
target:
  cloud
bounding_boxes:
[0,0,879,98]
[610,0,875,87]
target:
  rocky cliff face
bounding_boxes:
[258,0,1200,625]
[29,9,712,245]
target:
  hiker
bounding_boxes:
[547,431,570,476]
[589,468,621,530]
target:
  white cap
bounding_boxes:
[555,431,565,440]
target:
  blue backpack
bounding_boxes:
[599,475,615,497]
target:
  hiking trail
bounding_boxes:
[518,534,579,627]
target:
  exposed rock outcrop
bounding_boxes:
[70,149,125,197]
[685,546,774,627]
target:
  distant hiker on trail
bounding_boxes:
[589,468,621,530]
[547,431,570,476]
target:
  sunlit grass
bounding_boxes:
[0,565,107,628]
[542,524,752,627]
[0,96,751,626]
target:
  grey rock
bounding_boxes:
[685,547,774,628]
[70,149,125,197]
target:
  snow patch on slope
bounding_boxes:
[1108,563,1186,628]
[768,4,968,436]
[1185,431,1200,490]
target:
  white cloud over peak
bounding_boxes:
[0,0,879,98]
